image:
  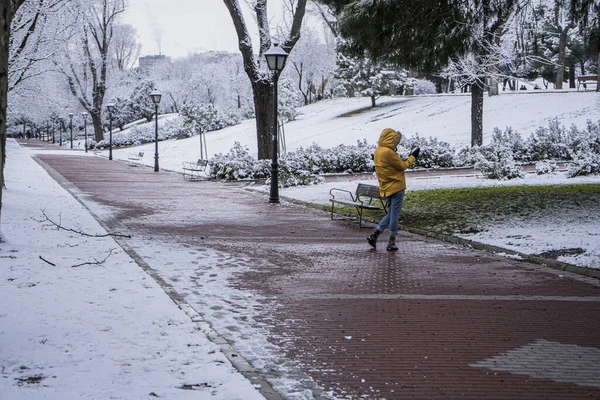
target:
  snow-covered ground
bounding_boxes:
[1,90,599,398]
[106,90,600,171]
[279,172,600,269]
[0,140,265,399]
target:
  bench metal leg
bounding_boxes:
[330,202,374,228]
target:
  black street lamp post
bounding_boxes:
[264,43,289,204]
[59,117,63,146]
[81,112,88,153]
[107,103,115,160]
[68,113,73,149]
[150,90,162,172]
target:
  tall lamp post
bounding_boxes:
[107,103,115,160]
[81,112,88,153]
[58,117,63,146]
[150,90,162,172]
[68,113,74,149]
[264,42,289,204]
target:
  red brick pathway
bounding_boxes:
[28,140,600,400]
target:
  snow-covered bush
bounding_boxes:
[332,83,348,98]
[207,140,374,184]
[208,142,270,181]
[287,140,374,174]
[475,145,525,180]
[277,158,324,187]
[535,160,558,175]
[570,120,600,155]
[161,116,189,139]
[454,145,480,168]
[278,78,302,122]
[567,150,600,177]
[94,119,182,149]
[180,101,240,135]
[527,119,572,161]
[411,79,437,95]
[402,134,456,168]
[326,140,375,173]
[490,127,529,162]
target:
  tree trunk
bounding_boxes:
[471,81,484,147]
[0,1,11,224]
[569,62,576,88]
[555,28,569,90]
[92,113,103,142]
[252,79,274,160]
[370,95,376,108]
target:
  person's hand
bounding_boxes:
[410,147,420,159]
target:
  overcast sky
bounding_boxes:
[123,0,240,59]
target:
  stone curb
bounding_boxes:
[244,187,600,281]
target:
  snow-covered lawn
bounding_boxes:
[278,171,600,269]
[105,90,600,172]
[0,140,265,399]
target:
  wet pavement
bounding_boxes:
[24,139,600,399]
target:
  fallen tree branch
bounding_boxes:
[71,249,115,268]
[39,255,56,266]
[36,210,131,239]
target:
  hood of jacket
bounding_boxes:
[378,128,402,150]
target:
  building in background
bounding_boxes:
[139,54,170,69]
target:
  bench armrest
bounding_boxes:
[329,187,357,203]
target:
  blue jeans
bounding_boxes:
[376,190,405,237]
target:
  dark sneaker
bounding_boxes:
[386,241,398,251]
[367,235,377,249]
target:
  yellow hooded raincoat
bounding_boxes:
[374,128,416,197]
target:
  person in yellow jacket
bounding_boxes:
[367,128,420,251]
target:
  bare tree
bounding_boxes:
[59,0,125,142]
[222,0,307,159]
[111,23,139,71]
[8,0,70,92]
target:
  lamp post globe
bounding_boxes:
[264,42,289,204]
[68,113,74,149]
[150,90,162,172]
[107,103,115,160]
[81,112,88,153]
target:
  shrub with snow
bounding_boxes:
[535,160,559,175]
[411,79,437,95]
[475,146,525,180]
[94,120,182,149]
[402,134,456,169]
[180,101,239,135]
[527,119,572,161]
[491,127,529,162]
[567,150,600,177]
[208,142,270,181]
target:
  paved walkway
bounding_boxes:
[25,139,600,399]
